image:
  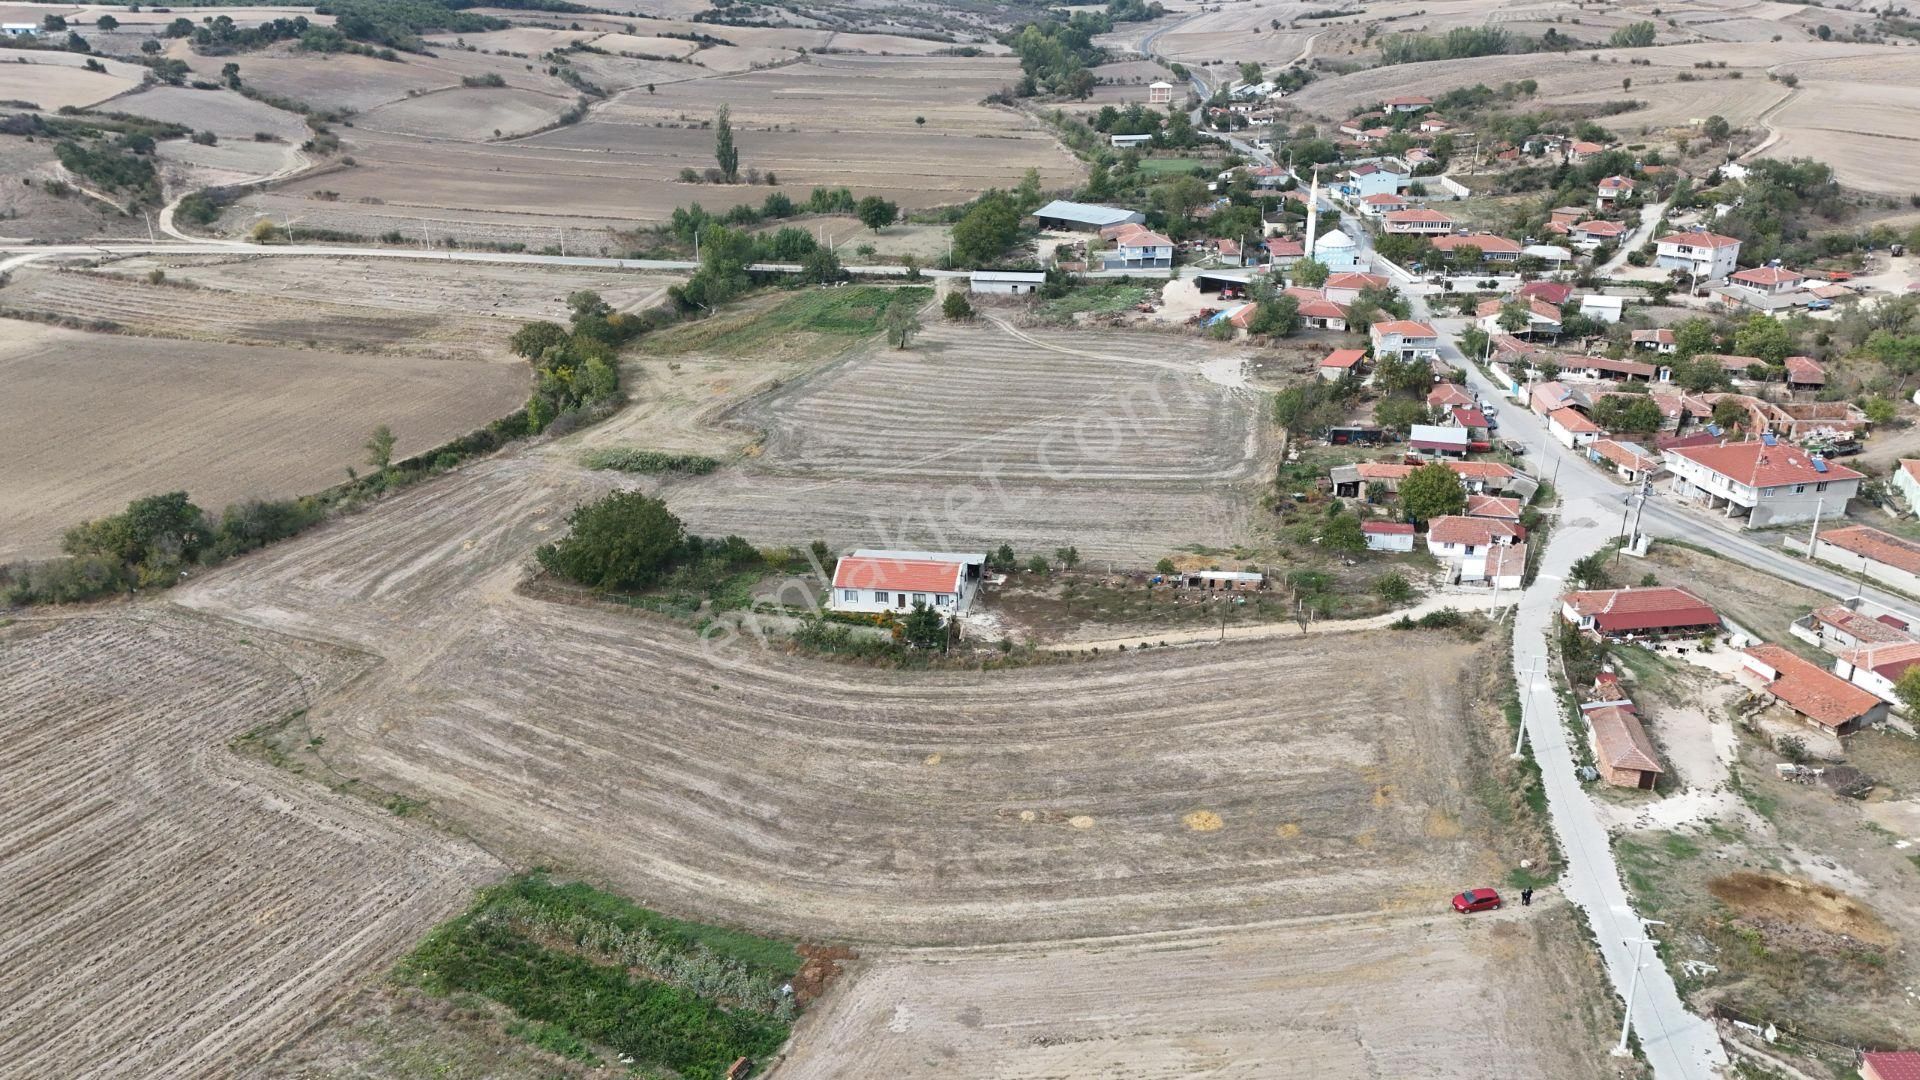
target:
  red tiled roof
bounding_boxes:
[1570,140,1606,154]
[1266,238,1305,256]
[1572,220,1626,237]
[1700,353,1762,373]
[1565,586,1719,633]
[1816,525,1920,576]
[1733,266,1804,287]
[1384,208,1454,224]
[1427,515,1523,545]
[1783,355,1825,384]
[1321,347,1366,369]
[1632,328,1675,344]
[1325,271,1388,290]
[1103,222,1174,248]
[1862,1051,1920,1080]
[1485,542,1528,580]
[1550,407,1601,434]
[1588,704,1663,773]
[1743,643,1882,730]
[1657,230,1740,249]
[1568,356,1657,378]
[1385,94,1432,106]
[1372,319,1438,338]
[1432,232,1523,254]
[1597,175,1636,191]
[1518,281,1575,305]
[1361,193,1408,205]
[1901,459,1920,483]
[1428,383,1476,407]
[1466,493,1521,520]
[1590,439,1658,472]
[1362,520,1415,535]
[1810,603,1915,645]
[833,555,965,594]
[1665,440,1863,488]
[1839,642,1920,685]
[1452,407,1491,429]
[1298,298,1350,320]
[1449,461,1517,480]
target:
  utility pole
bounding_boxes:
[1805,497,1824,560]
[1512,656,1541,760]
[1613,925,1666,1058]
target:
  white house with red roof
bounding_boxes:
[1322,271,1388,304]
[1384,94,1432,113]
[1358,192,1410,216]
[1739,643,1888,737]
[1833,640,1920,709]
[1362,519,1415,552]
[830,549,987,617]
[1783,354,1825,390]
[1663,437,1863,527]
[1595,175,1636,207]
[1426,515,1523,581]
[1654,228,1742,281]
[1370,319,1440,361]
[1730,265,1805,296]
[1893,459,1920,511]
[1561,586,1721,636]
[1569,220,1626,248]
[1432,233,1524,263]
[1382,208,1455,235]
[1548,406,1602,449]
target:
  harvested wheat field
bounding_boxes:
[0,320,527,561]
[659,315,1268,563]
[0,53,143,111]
[0,610,499,1077]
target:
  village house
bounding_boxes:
[1569,220,1627,248]
[1518,281,1575,307]
[1362,519,1416,552]
[1654,229,1742,282]
[1476,296,1561,337]
[1700,353,1763,381]
[1561,585,1721,637]
[1586,438,1663,483]
[1565,139,1608,163]
[1790,598,1919,655]
[1548,206,1586,231]
[1530,380,1581,416]
[1099,222,1175,270]
[1447,405,1493,440]
[1179,570,1264,591]
[1631,328,1677,354]
[1384,94,1432,113]
[1382,208,1455,235]
[829,550,987,618]
[1426,515,1523,581]
[1295,294,1352,331]
[1418,116,1449,134]
[1586,701,1665,789]
[1264,237,1306,269]
[1595,175,1636,208]
[1739,643,1889,737]
[1330,459,1521,499]
[1895,460,1920,510]
[1346,160,1410,198]
[1664,437,1863,528]
[1433,233,1524,264]
[1559,356,1664,383]
[1730,265,1805,296]
[1465,493,1521,520]
[1783,355,1825,391]
[1796,524,1920,596]
[1485,542,1528,590]
[1835,640,1920,708]
[1148,80,1174,104]
[1319,347,1366,381]
[1034,200,1144,232]
[1370,319,1441,361]
[1860,1051,1920,1080]
[1322,271,1389,304]
[969,270,1047,295]
[1575,293,1625,323]
[1359,192,1411,217]
[1548,406,1603,449]
[1428,382,1477,410]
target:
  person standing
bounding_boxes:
[1521,887,1534,906]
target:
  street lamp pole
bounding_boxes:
[1613,924,1666,1058]
[1512,656,1541,760]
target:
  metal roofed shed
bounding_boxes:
[1032,200,1145,231]
[969,270,1047,295]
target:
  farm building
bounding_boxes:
[969,270,1046,295]
[1561,586,1720,637]
[1794,524,1920,595]
[1148,81,1173,104]
[1664,438,1862,528]
[1408,423,1469,457]
[1033,200,1144,232]
[1,22,39,36]
[1179,570,1264,591]
[1559,356,1662,383]
[1583,702,1663,789]
[1109,133,1153,148]
[1319,348,1365,381]
[829,549,987,618]
[1789,599,1918,654]
[1738,643,1888,737]
[1362,520,1415,552]
[1783,355,1825,390]
[1574,294,1624,323]
[1433,233,1523,264]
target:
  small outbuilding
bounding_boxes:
[969,270,1047,295]
[1362,520,1415,552]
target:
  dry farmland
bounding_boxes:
[658,315,1269,563]
[0,52,144,111]
[0,319,526,561]
[0,610,499,1078]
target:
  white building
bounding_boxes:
[1101,222,1174,270]
[829,550,987,618]
[1369,320,1440,362]
[1425,515,1523,581]
[1307,227,1363,272]
[969,270,1046,295]
[1895,459,1920,511]
[1576,294,1624,323]
[1149,81,1174,104]
[1663,437,1863,528]
[1,23,40,37]
[1362,520,1415,552]
[1654,229,1742,282]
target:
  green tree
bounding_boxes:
[1375,571,1413,602]
[1055,545,1080,568]
[364,424,397,472]
[509,321,569,360]
[1672,317,1716,361]
[1238,60,1263,85]
[950,190,1021,265]
[1375,397,1428,433]
[1591,395,1662,433]
[942,292,973,319]
[536,491,686,592]
[96,13,118,29]
[713,104,739,183]
[1703,115,1731,143]
[1151,175,1210,229]
[1711,398,1749,431]
[884,301,922,349]
[1496,300,1530,334]
[1864,396,1898,425]
[797,246,844,284]
[1568,551,1612,589]
[1374,352,1433,396]
[1732,312,1792,365]
[1291,258,1330,288]
[1609,20,1656,47]
[901,602,947,650]
[1896,665,1920,719]
[856,195,898,232]
[1247,295,1300,336]
[1322,510,1365,552]
[1399,462,1466,521]
[62,491,209,568]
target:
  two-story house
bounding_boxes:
[1381,208,1455,235]
[1654,229,1742,282]
[1663,436,1864,528]
[1369,319,1441,361]
[1100,223,1175,270]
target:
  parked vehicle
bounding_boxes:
[1502,439,1528,455]
[1806,298,1834,311]
[1452,888,1503,913]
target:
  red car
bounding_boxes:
[1452,888,1503,913]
